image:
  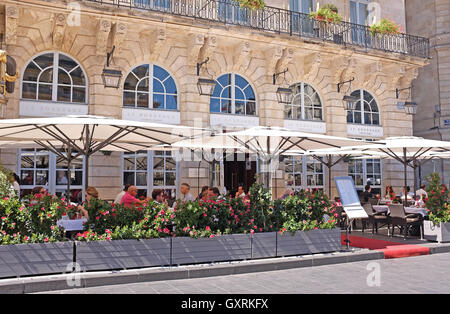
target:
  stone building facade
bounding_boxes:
[0,0,428,201]
[406,0,450,186]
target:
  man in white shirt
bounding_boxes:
[180,183,195,202]
[114,184,131,204]
[416,184,428,200]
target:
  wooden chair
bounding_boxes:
[388,204,424,239]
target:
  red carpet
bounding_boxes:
[341,234,429,259]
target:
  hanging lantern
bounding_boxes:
[342,95,359,111]
[276,87,293,104]
[404,101,418,115]
[197,78,216,96]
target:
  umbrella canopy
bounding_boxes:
[174,126,370,189]
[174,126,369,157]
[0,115,203,190]
[314,136,450,203]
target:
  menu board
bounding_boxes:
[334,176,368,219]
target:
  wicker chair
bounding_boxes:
[388,204,424,239]
[362,203,389,234]
[368,197,380,206]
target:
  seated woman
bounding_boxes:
[77,186,99,219]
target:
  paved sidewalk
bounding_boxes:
[40,252,450,294]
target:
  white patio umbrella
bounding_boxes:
[0,115,203,191]
[284,149,385,197]
[173,126,371,189]
[317,136,450,204]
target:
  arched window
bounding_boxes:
[21,52,87,103]
[347,90,380,125]
[210,73,256,116]
[123,64,178,110]
[285,82,323,121]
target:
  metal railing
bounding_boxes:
[83,0,430,58]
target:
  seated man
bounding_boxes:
[360,184,373,204]
[152,189,169,209]
[120,185,147,208]
[208,187,221,199]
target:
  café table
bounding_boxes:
[56,217,87,231]
[372,205,428,217]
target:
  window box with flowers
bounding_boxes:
[235,0,265,10]
[423,173,450,243]
[369,18,401,37]
[308,5,343,43]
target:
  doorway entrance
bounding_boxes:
[223,153,257,197]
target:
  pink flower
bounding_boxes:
[44,237,49,242]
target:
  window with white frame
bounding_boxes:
[21,52,87,103]
[210,73,257,116]
[285,82,323,121]
[347,89,380,125]
[18,148,84,200]
[285,155,324,190]
[122,151,177,200]
[123,64,178,110]
[348,138,382,194]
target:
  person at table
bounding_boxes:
[208,187,221,199]
[235,186,247,199]
[77,186,99,219]
[152,189,168,209]
[121,185,148,208]
[385,185,395,200]
[114,184,131,204]
[361,184,373,204]
[180,183,195,203]
[10,173,20,193]
[280,188,294,199]
[32,186,46,196]
[196,185,210,201]
[400,186,414,202]
[416,184,428,200]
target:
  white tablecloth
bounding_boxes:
[372,205,427,217]
[56,218,87,231]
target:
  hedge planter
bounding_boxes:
[276,228,341,257]
[0,242,73,279]
[424,221,450,243]
[172,234,252,265]
[75,238,171,272]
[252,232,277,259]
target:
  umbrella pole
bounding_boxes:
[404,147,408,205]
[66,146,71,203]
[328,155,332,199]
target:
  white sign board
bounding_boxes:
[334,176,368,219]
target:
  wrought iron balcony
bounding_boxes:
[83,0,430,59]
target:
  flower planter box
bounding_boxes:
[251,232,277,259]
[424,221,450,243]
[276,228,341,257]
[0,242,73,279]
[172,234,252,265]
[75,238,171,272]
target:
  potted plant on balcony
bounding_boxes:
[308,4,342,23]
[423,173,450,243]
[235,0,265,10]
[369,18,401,37]
[308,4,342,43]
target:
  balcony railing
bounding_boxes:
[83,0,430,59]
